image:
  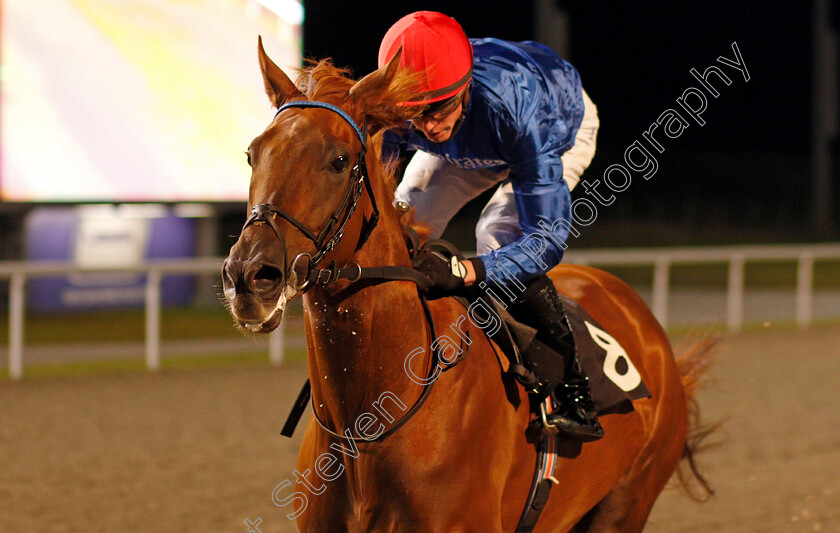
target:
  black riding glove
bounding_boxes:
[412,250,465,292]
[412,251,486,299]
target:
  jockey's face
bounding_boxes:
[410,88,467,143]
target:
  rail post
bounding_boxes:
[145,269,162,371]
[727,255,746,332]
[269,323,284,366]
[9,272,25,381]
[796,254,815,328]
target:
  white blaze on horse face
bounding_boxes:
[584,321,643,392]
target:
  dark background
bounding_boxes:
[301,0,839,249]
[0,1,836,259]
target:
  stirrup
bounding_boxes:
[538,402,560,436]
[537,398,604,441]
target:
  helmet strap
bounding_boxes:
[448,109,468,139]
[448,85,470,138]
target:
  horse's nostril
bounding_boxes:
[222,260,240,290]
[253,264,283,293]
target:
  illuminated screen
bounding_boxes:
[1,0,303,202]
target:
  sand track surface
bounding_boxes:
[2,325,839,532]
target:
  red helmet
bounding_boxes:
[378,11,473,105]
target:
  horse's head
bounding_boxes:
[222,38,419,333]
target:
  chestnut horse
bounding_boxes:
[223,38,710,532]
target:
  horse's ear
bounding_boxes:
[349,48,418,135]
[258,35,303,108]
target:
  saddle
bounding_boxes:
[484,293,651,418]
[415,236,651,422]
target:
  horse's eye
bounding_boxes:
[331,155,349,173]
[244,151,252,167]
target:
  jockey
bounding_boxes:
[379,11,603,441]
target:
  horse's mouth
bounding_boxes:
[240,307,284,334]
[229,283,298,334]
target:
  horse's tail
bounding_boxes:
[672,335,720,501]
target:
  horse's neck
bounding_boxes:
[302,219,430,430]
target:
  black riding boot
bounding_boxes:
[507,275,605,441]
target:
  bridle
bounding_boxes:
[241,100,380,291]
[238,99,455,443]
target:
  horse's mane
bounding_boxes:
[294,59,428,237]
[294,59,422,134]
[294,59,355,102]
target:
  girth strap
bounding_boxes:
[516,431,559,533]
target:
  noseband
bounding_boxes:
[241,101,380,291]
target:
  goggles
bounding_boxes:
[414,88,468,122]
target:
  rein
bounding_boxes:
[302,293,449,443]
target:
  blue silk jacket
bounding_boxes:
[383,38,585,284]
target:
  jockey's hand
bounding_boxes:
[412,250,468,296]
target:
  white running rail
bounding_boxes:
[3,243,840,380]
[564,242,840,332]
[0,258,284,381]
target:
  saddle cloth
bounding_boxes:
[487,293,651,416]
[558,294,651,415]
